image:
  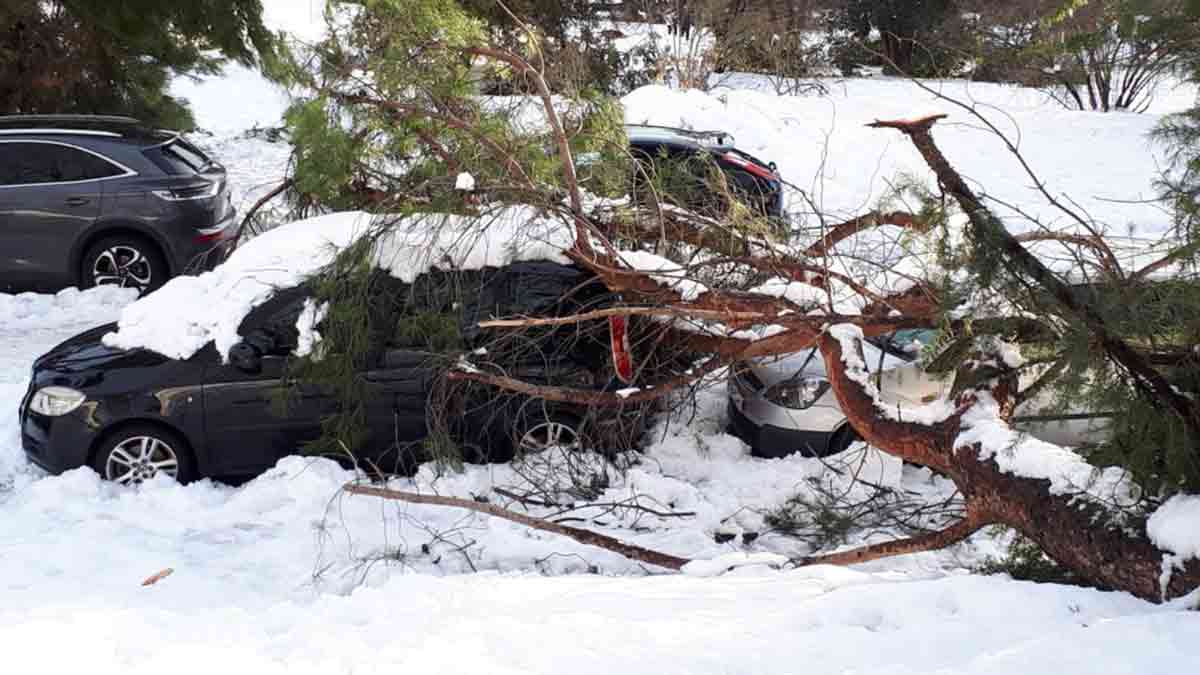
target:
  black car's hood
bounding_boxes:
[35,323,171,375]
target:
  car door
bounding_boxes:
[201,352,331,475]
[359,348,439,474]
[200,289,332,475]
[0,140,121,290]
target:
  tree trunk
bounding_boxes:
[951,444,1200,601]
[817,331,1200,603]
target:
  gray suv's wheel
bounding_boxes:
[91,424,197,485]
[81,235,168,294]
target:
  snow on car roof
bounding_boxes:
[103,207,574,361]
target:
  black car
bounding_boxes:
[0,115,237,293]
[19,262,645,485]
[625,124,785,222]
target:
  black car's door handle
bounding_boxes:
[65,197,90,207]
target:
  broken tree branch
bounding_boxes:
[344,483,690,570]
[793,515,984,567]
[868,114,1200,451]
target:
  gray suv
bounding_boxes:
[0,115,237,293]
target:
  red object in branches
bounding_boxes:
[609,316,634,384]
[720,151,776,180]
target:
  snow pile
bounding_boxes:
[372,207,573,283]
[103,211,373,360]
[103,207,577,360]
[0,286,137,334]
[1148,494,1200,562]
[957,392,1135,503]
[616,249,709,301]
[682,551,789,577]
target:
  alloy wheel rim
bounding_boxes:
[93,245,152,288]
[518,421,580,454]
[105,436,180,485]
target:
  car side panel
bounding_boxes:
[0,180,101,291]
[360,350,438,474]
[200,355,329,476]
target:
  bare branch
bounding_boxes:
[793,516,984,567]
[344,483,690,570]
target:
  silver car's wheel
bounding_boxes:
[103,435,181,485]
[92,244,154,288]
[518,421,581,454]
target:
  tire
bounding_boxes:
[823,424,861,457]
[80,234,168,295]
[512,409,586,457]
[90,424,198,486]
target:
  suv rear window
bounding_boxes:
[144,138,212,175]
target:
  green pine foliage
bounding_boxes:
[0,0,276,128]
[273,0,630,210]
[975,527,1088,587]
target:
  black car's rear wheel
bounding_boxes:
[515,414,584,455]
[81,235,167,294]
[91,424,197,485]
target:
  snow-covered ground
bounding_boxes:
[2,256,1198,675]
[2,2,1198,669]
[2,294,1199,671]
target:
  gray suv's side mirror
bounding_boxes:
[228,341,263,374]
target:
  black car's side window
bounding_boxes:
[0,142,125,186]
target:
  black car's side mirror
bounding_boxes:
[229,341,263,374]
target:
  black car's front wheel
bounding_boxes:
[91,424,197,486]
[81,235,168,294]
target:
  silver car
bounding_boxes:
[727,329,1110,458]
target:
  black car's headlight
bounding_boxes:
[763,377,830,410]
[28,386,86,417]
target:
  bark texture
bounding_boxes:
[818,331,1200,602]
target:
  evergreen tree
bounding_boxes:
[0,0,276,129]
[827,0,960,76]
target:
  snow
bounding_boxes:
[622,79,1190,239]
[103,211,373,360]
[0,286,139,489]
[372,207,573,283]
[293,298,328,358]
[681,551,789,577]
[829,324,959,425]
[1148,494,1200,562]
[617,249,709,301]
[957,393,1136,503]
[104,207,575,360]
[3,314,1199,672]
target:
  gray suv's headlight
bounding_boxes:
[763,377,830,410]
[29,386,86,417]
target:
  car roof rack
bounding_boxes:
[0,114,175,142]
[0,114,142,127]
[625,124,736,149]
